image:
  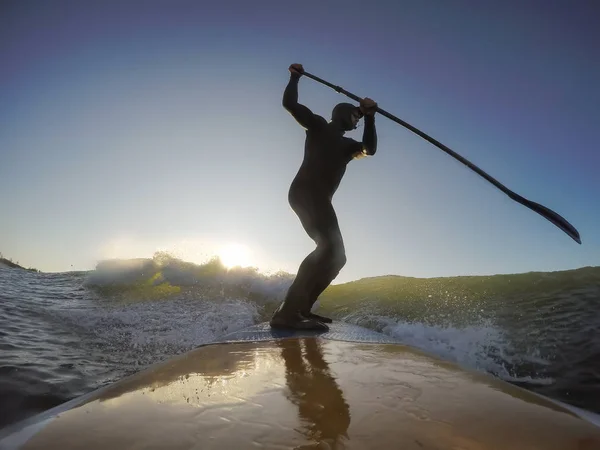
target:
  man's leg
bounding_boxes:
[270,246,328,328]
[302,271,338,323]
[300,231,346,323]
[298,202,346,323]
[270,192,331,330]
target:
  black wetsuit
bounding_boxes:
[277,73,377,321]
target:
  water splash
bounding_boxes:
[344,313,554,385]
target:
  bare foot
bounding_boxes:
[301,311,333,324]
[270,311,329,331]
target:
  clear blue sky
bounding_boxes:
[1,0,598,282]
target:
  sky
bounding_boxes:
[1,0,599,282]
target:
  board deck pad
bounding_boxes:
[1,322,600,449]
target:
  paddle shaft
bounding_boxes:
[301,71,516,195]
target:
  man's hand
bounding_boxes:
[289,63,304,76]
[360,97,378,116]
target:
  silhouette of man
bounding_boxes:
[270,63,378,331]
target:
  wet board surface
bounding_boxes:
[1,322,600,450]
[215,321,403,344]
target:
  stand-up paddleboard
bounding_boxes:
[1,322,599,449]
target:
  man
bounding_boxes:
[270,63,378,331]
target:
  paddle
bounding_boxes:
[298,69,581,244]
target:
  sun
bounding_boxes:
[218,243,253,269]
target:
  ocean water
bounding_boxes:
[1,256,599,430]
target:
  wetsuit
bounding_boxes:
[271,72,377,330]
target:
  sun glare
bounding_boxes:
[218,243,252,269]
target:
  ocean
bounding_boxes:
[1,255,599,430]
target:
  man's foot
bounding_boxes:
[301,311,333,324]
[270,311,329,331]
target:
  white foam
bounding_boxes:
[346,314,553,385]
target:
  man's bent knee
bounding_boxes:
[332,248,347,273]
[318,240,346,274]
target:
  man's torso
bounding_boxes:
[291,118,361,199]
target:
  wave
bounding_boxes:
[84,252,294,306]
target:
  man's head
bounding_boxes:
[331,102,363,131]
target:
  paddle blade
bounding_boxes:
[518,198,581,244]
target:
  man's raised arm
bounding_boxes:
[282,63,319,130]
[360,98,378,156]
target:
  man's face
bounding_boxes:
[350,109,362,129]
